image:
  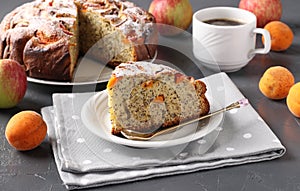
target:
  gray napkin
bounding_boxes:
[41,72,285,190]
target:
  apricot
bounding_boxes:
[259,66,295,100]
[107,74,118,89]
[5,110,47,151]
[262,21,294,51]
[287,82,300,118]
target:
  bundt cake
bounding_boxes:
[107,61,210,135]
[0,0,157,81]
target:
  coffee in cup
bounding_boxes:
[193,7,271,72]
[203,18,245,26]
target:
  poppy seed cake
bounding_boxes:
[0,0,157,81]
[76,0,157,67]
[107,61,210,135]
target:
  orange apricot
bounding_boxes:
[259,66,295,100]
[5,110,47,151]
[263,21,294,51]
[107,75,118,89]
[287,82,300,118]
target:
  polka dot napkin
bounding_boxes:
[41,72,285,190]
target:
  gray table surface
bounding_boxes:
[1,0,300,190]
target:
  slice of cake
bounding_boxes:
[107,61,210,135]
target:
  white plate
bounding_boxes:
[27,51,157,86]
[27,57,112,85]
[81,90,224,148]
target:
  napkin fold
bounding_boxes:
[41,72,285,190]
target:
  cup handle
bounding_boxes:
[249,28,271,57]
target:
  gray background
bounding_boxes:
[1,0,300,190]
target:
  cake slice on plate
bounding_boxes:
[107,61,210,135]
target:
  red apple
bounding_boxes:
[239,0,282,27]
[148,0,193,36]
[0,59,27,108]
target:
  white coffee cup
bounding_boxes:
[193,7,271,72]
